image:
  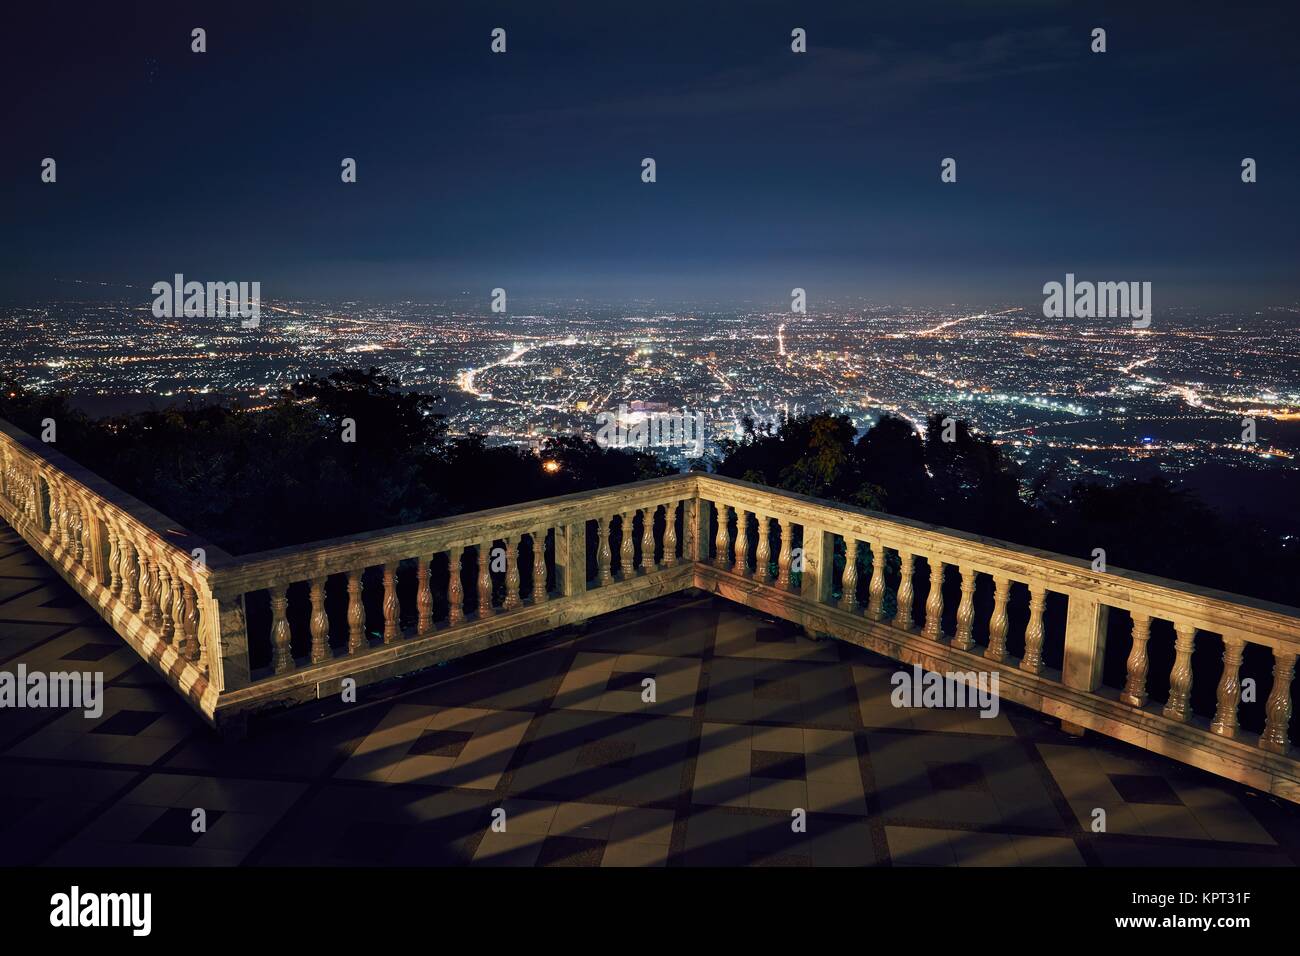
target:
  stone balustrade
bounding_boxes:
[0,420,227,719]
[2,418,1298,802]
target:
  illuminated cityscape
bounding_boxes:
[4,297,1296,508]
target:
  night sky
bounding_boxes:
[2,0,1297,307]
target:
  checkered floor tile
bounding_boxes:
[2,528,1299,866]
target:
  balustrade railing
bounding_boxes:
[2,419,1298,802]
[0,420,227,715]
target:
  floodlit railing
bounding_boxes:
[2,419,1299,802]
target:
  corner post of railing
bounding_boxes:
[801,523,835,605]
[1061,590,1109,735]
[204,586,251,693]
[686,483,709,563]
[557,520,588,597]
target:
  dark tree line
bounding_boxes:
[716,411,1298,606]
[2,371,1295,605]
[0,369,672,555]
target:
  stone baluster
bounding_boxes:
[1162,623,1196,722]
[952,567,976,651]
[147,552,164,630]
[839,538,860,611]
[663,503,679,566]
[1260,650,1296,754]
[182,581,201,665]
[532,530,548,602]
[984,576,1010,663]
[447,547,465,625]
[922,556,944,641]
[866,540,886,620]
[596,517,612,586]
[346,569,366,654]
[59,485,72,554]
[744,510,759,574]
[310,577,331,663]
[120,535,139,610]
[68,496,84,563]
[754,515,772,581]
[641,507,656,570]
[107,525,122,598]
[169,565,185,652]
[503,537,522,610]
[49,481,63,550]
[382,562,400,642]
[619,513,635,577]
[138,546,158,629]
[51,482,65,551]
[270,587,293,673]
[894,550,915,631]
[714,502,731,569]
[157,563,175,642]
[776,519,793,587]
[1210,636,1246,738]
[1120,612,1152,707]
[416,557,434,637]
[477,542,494,615]
[1020,584,1047,674]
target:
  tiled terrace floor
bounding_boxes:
[3,522,1300,867]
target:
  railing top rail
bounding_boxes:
[697,473,1300,646]
[0,417,230,571]
[210,472,697,595]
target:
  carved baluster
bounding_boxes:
[1020,584,1047,674]
[271,588,293,674]
[120,536,139,610]
[382,562,400,642]
[58,484,71,553]
[641,507,656,570]
[51,482,66,551]
[894,550,915,631]
[477,541,494,615]
[1162,623,1196,722]
[107,525,122,597]
[503,537,522,610]
[532,530,548,602]
[346,569,366,654]
[952,567,976,651]
[148,552,165,630]
[596,518,612,586]
[738,510,754,573]
[714,503,731,569]
[984,576,1010,663]
[1120,612,1152,707]
[866,540,886,620]
[447,547,465,625]
[157,563,175,643]
[776,519,793,587]
[619,513,635,577]
[663,503,679,566]
[754,514,772,580]
[183,581,201,665]
[68,496,84,563]
[1210,636,1246,738]
[169,566,186,652]
[416,557,434,637]
[839,538,860,611]
[922,556,944,640]
[75,498,88,564]
[138,547,158,628]
[310,577,331,663]
[1260,650,1296,754]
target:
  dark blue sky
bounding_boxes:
[3,0,1297,307]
